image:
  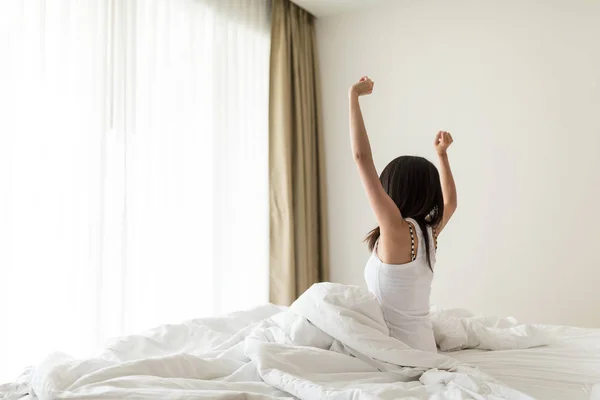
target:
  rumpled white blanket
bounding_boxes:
[1,283,549,400]
[429,306,549,352]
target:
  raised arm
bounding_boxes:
[349,76,403,229]
[434,131,457,233]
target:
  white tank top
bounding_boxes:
[364,218,437,353]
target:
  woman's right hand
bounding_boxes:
[349,76,374,97]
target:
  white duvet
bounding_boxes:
[1,283,555,400]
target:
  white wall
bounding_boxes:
[316,0,600,327]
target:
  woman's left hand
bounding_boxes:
[434,131,453,155]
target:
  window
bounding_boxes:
[0,0,270,381]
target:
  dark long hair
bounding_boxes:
[365,156,444,270]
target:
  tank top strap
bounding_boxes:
[404,218,423,238]
[404,218,436,256]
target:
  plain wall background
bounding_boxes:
[316,0,600,327]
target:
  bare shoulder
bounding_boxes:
[377,219,417,265]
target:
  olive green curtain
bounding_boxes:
[269,0,328,305]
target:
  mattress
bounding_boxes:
[450,326,600,399]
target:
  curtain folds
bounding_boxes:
[269,0,328,305]
[0,0,270,382]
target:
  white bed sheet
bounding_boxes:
[449,326,600,399]
[2,285,599,400]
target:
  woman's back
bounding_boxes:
[364,218,437,352]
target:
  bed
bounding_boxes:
[1,283,599,400]
[451,325,600,399]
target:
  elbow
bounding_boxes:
[444,199,458,213]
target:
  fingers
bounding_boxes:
[435,131,454,146]
[442,131,453,144]
[358,76,374,94]
[359,76,373,85]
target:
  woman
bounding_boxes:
[349,76,457,352]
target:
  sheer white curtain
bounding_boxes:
[0,0,270,382]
